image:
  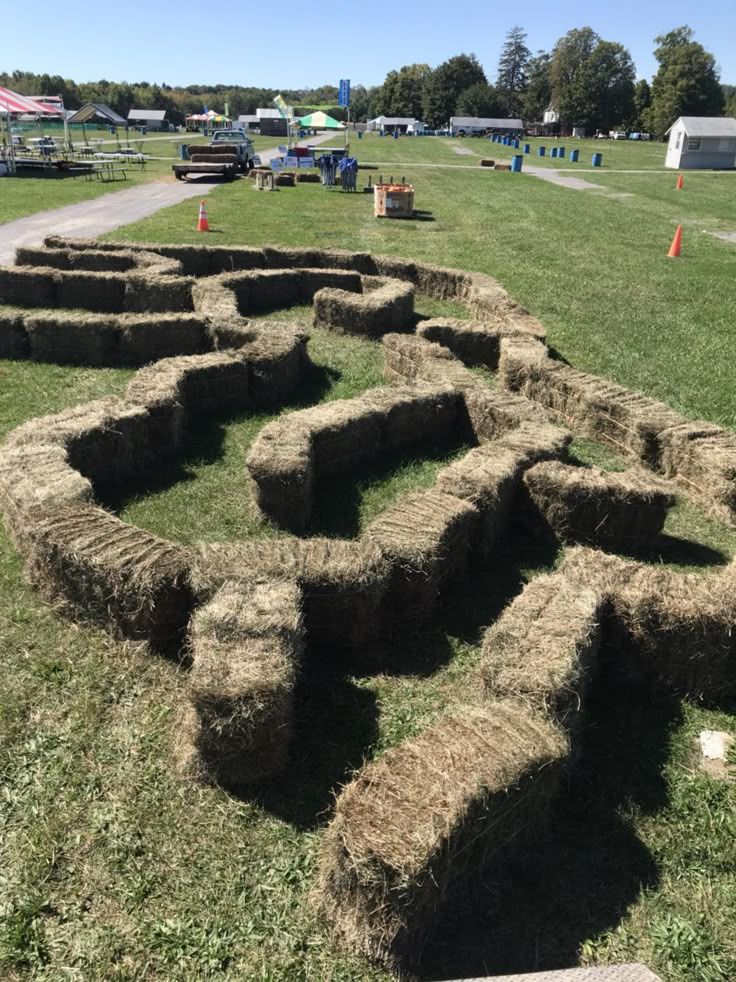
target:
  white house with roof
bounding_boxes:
[665,116,736,169]
[127,109,168,131]
[449,116,523,136]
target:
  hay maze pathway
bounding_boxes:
[1,238,735,974]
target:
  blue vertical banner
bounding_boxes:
[339,79,350,107]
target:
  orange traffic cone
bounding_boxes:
[197,199,210,232]
[668,225,682,258]
[676,173,683,190]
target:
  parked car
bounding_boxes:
[611,131,628,140]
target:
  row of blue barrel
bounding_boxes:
[489,135,602,167]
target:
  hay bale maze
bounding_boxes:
[2,236,736,975]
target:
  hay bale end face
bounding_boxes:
[192,538,391,647]
[523,461,674,553]
[314,276,415,338]
[182,578,304,785]
[317,702,567,969]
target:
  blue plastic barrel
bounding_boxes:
[551,147,558,158]
[592,152,603,167]
[178,144,189,160]
[393,130,399,139]
[570,149,579,162]
[357,131,363,139]
[511,154,523,173]
[559,147,565,158]
[538,146,546,157]
[524,143,530,153]
[513,139,520,148]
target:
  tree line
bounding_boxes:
[2,26,734,139]
[372,25,732,138]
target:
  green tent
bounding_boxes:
[297,111,345,129]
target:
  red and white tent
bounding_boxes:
[0,87,62,115]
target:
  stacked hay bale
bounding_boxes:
[417,316,518,368]
[192,538,391,647]
[313,276,415,338]
[180,578,304,785]
[436,422,571,556]
[523,461,675,553]
[246,385,462,532]
[316,702,567,969]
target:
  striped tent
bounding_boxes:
[0,87,62,115]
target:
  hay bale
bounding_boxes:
[494,163,511,171]
[118,313,209,364]
[417,317,513,368]
[123,273,193,314]
[189,154,238,165]
[364,490,479,621]
[222,269,304,315]
[560,547,736,700]
[26,503,191,644]
[413,262,471,301]
[480,158,495,167]
[381,332,457,385]
[54,270,127,312]
[245,419,313,532]
[0,443,92,547]
[0,311,29,359]
[5,397,160,484]
[237,328,308,408]
[317,702,567,969]
[523,461,674,552]
[275,172,296,187]
[362,384,461,451]
[435,423,570,556]
[314,277,415,338]
[462,386,551,443]
[659,423,736,527]
[0,267,57,306]
[299,269,363,303]
[26,313,119,365]
[193,539,391,647]
[296,171,320,183]
[480,572,603,733]
[262,246,373,273]
[181,578,303,786]
[468,274,546,339]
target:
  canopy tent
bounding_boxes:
[1,88,63,174]
[0,87,62,116]
[67,103,127,126]
[297,111,345,129]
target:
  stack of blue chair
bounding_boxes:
[317,154,339,188]
[338,157,358,192]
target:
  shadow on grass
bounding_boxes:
[230,649,380,831]
[98,360,336,512]
[419,677,680,980]
[307,436,468,539]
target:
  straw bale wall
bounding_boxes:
[313,275,415,338]
[246,384,462,532]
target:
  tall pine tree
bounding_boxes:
[496,26,531,116]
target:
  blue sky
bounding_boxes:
[3,0,734,89]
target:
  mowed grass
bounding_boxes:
[1,141,735,981]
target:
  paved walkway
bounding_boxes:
[0,133,339,265]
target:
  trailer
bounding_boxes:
[172,146,240,182]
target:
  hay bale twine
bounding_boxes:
[316,702,567,969]
[523,461,675,553]
[181,578,303,785]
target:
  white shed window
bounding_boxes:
[674,131,681,149]
[688,138,702,151]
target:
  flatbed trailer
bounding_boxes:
[172,161,237,181]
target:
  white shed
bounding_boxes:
[665,116,736,170]
[450,116,523,136]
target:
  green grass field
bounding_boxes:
[1,135,735,981]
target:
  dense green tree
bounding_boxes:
[422,53,487,128]
[455,82,505,118]
[496,26,531,116]
[521,51,552,122]
[549,28,635,132]
[633,78,652,128]
[643,27,724,138]
[374,64,431,119]
[724,84,736,118]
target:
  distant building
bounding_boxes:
[237,114,259,129]
[127,109,168,131]
[449,117,523,136]
[367,116,425,135]
[665,116,736,169]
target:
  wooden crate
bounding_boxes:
[374,184,415,218]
